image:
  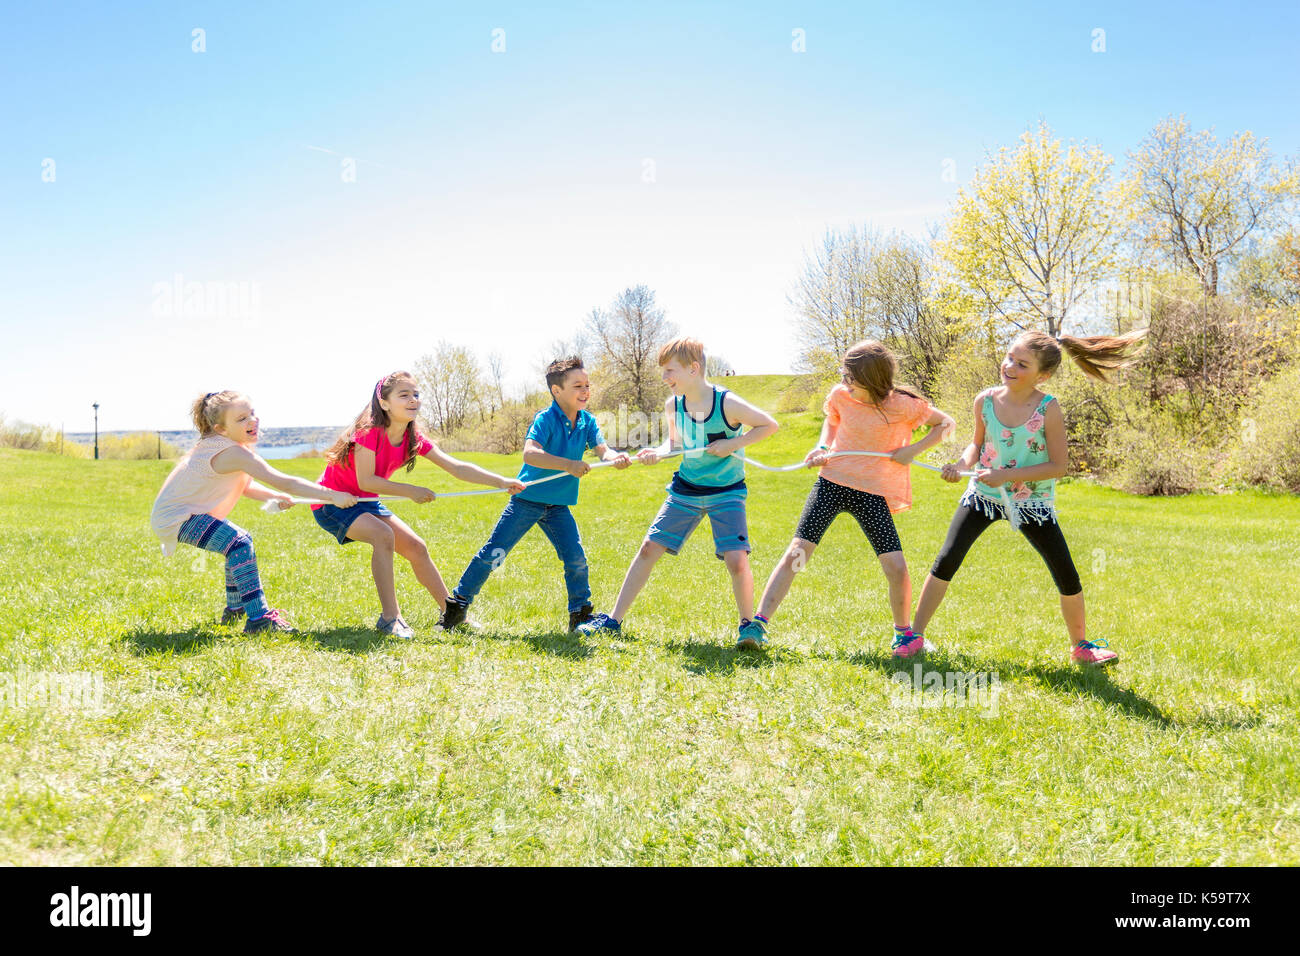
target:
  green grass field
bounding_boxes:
[1,390,1297,865]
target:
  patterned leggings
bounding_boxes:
[176,514,270,618]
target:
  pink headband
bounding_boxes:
[375,376,387,402]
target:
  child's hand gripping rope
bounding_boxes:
[262,448,978,514]
[260,454,663,514]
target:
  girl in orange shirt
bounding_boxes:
[754,341,955,655]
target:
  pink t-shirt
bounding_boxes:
[818,385,933,513]
[314,426,434,507]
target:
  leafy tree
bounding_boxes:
[1124,115,1300,296]
[940,121,1120,336]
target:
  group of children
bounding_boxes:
[150,330,1146,666]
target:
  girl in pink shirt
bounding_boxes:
[313,371,525,639]
[754,341,955,655]
[150,390,357,633]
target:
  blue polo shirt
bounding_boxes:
[517,402,606,505]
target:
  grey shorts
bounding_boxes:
[646,492,750,558]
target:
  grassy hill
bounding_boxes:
[0,423,1296,864]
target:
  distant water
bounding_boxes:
[259,442,323,460]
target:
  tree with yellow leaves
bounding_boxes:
[939,121,1120,338]
[1124,115,1300,297]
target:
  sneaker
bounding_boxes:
[376,615,415,640]
[1071,639,1119,667]
[577,612,621,637]
[569,603,595,632]
[891,628,924,658]
[736,618,768,650]
[439,597,469,630]
[220,606,246,626]
[245,608,297,634]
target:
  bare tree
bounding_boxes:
[534,333,592,381]
[485,351,507,413]
[870,235,960,395]
[413,341,483,436]
[584,286,677,413]
[1125,115,1300,296]
[789,226,882,372]
[706,355,736,377]
[789,227,957,391]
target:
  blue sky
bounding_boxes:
[3,1,1298,432]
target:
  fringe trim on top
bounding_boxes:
[960,487,1057,526]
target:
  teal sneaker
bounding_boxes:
[736,618,768,650]
[577,612,621,637]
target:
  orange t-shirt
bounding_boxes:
[818,385,933,513]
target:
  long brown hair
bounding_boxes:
[1016,329,1149,382]
[842,340,923,422]
[325,371,423,473]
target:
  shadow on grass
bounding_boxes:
[670,639,797,675]
[458,625,597,660]
[295,627,395,654]
[840,644,1176,726]
[122,627,226,656]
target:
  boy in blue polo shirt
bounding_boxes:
[441,357,630,632]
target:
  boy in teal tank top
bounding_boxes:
[579,337,779,648]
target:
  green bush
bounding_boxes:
[1103,411,1216,495]
[98,432,182,460]
[1229,362,1300,492]
[0,415,90,458]
[777,373,830,414]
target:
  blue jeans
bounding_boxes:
[453,497,591,611]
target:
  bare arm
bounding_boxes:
[211,446,355,506]
[636,397,678,464]
[593,443,631,469]
[242,481,284,503]
[423,443,525,492]
[892,406,957,465]
[353,445,435,503]
[706,392,778,456]
[523,438,590,478]
[804,414,838,467]
[941,392,986,482]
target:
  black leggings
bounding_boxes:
[930,503,1082,595]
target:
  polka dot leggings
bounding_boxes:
[794,477,901,555]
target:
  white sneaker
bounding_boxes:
[376,615,415,640]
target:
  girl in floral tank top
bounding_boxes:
[912,329,1148,667]
[962,391,1057,525]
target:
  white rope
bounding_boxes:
[261,452,685,513]
[262,447,981,513]
[733,450,979,477]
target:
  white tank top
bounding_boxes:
[150,436,252,556]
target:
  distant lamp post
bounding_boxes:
[93,402,99,460]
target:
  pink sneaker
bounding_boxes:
[1071,639,1118,667]
[891,629,925,658]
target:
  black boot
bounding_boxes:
[440,596,469,630]
[568,603,595,632]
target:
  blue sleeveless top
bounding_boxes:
[671,386,746,496]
